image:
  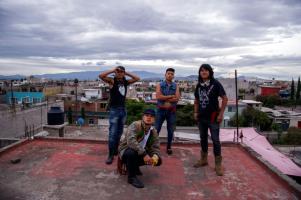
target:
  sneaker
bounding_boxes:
[128,177,144,188]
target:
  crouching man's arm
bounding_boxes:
[126,122,146,156]
[148,130,162,166]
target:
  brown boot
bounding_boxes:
[215,156,224,176]
[193,151,208,168]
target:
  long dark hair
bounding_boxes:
[198,64,214,83]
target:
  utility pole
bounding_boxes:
[10,80,15,111]
[235,70,239,143]
[74,78,79,120]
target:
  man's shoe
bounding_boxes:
[215,156,224,176]
[167,148,173,155]
[105,155,114,165]
[128,177,144,188]
[106,149,114,165]
[193,151,208,168]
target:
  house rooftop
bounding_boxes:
[0,138,300,200]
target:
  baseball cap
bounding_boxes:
[143,108,156,117]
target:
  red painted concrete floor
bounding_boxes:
[0,139,299,200]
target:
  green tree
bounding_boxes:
[271,123,282,133]
[279,127,301,145]
[229,107,272,131]
[229,114,244,127]
[256,95,281,108]
[125,99,155,125]
[80,107,86,119]
[290,78,295,100]
[239,88,246,94]
[176,104,194,126]
[253,109,272,131]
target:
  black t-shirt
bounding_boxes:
[109,77,128,108]
[194,79,226,120]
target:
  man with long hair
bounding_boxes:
[193,64,228,176]
[99,66,140,164]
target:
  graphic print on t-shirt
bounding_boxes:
[199,89,209,108]
[198,85,214,109]
[118,85,125,96]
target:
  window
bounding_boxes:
[33,98,41,104]
[228,106,233,112]
[100,103,107,109]
[89,118,94,125]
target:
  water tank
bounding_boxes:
[47,106,64,125]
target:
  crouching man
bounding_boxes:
[118,109,162,188]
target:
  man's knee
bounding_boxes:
[124,148,138,158]
[211,136,220,144]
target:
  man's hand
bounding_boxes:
[143,155,153,165]
[217,112,224,124]
[166,95,177,102]
[114,67,121,73]
[194,112,199,122]
[151,154,159,166]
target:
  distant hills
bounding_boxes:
[0,70,257,81]
[0,71,162,81]
[0,74,26,80]
[0,70,194,81]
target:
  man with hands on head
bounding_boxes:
[99,66,140,165]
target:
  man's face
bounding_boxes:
[143,114,155,125]
[200,68,210,80]
[115,69,125,79]
[165,71,174,82]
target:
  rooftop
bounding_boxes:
[0,138,300,200]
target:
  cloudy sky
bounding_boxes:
[0,0,301,79]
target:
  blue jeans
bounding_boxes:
[198,119,221,156]
[108,107,127,153]
[155,109,176,149]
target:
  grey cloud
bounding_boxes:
[0,0,301,78]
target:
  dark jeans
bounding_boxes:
[122,148,162,178]
[155,109,176,149]
[108,107,127,153]
[198,119,221,156]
